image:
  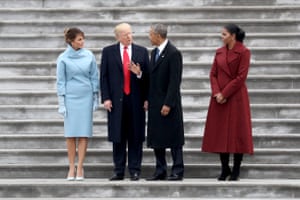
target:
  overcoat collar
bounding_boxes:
[216,41,246,77]
[151,41,170,72]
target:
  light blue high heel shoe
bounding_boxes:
[75,168,84,181]
[66,168,76,181]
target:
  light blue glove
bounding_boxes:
[58,95,67,117]
[93,92,99,111]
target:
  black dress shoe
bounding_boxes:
[130,173,140,181]
[146,173,167,181]
[109,174,124,181]
[167,174,183,181]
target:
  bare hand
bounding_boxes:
[161,105,171,116]
[104,100,112,112]
[215,93,225,104]
[130,62,142,76]
[144,101,148,111]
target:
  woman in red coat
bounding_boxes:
[202,24,253,181]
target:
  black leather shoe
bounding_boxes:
[109,174,124,181]
[130,173,140,181]
[146,173,167,181]
[167,174,183,181]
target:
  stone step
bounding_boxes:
[0,19,299,34]
[0,104,299,120]
[0,47,299,62]
[0,61,299,77]
[0,163,300,180]
[1,33,300,48]
[1,148,300,165]
[1,75,300,90]
[1,0,299,8]
[0,6,299,21]
[0,118,299,135]
[182,75,300,90]
[1,89,300,106]
[0,179,300,198]
[1,133,300,149]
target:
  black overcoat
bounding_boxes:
[147,41,184,148]
[100,43,149,143]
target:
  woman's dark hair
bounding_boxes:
[64,27,85,44]
[224,24,245,43]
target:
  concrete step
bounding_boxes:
[0,163,300,180]
[1,74,300,90]
[182,75,300,90]
[184,60,300,76]
[0,118,299,135]
[0,19,299,34]
[2,33,300,48]
[1,61,299,77]
[1,148,300,165]
[0,104,299,120]
[1,89,300,106]
[1,6,299,21]
[1,0,299,8]
[0,179,300,198]
[0,47,299,62]
[1,133,300,149]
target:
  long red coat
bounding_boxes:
[202,41,253,154]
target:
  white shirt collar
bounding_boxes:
[157,39,168,55]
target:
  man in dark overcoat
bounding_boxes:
[100,23,149,181]
[146,23,185,181]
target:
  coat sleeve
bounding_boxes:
[90,55,100,93]
[164,50,183,108]
[222,49,251,98]
[100,48,111,103]
[210,54,221,96]
[56,56,66,96]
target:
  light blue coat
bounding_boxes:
[56,45,99,137]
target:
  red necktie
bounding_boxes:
[123,46,130,95]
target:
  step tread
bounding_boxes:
[0,178,300,186]
[1,148,300,153]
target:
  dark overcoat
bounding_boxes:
[100,43,149,143]
[202,41,253,154]
[147,41,184,148]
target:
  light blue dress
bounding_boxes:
[56,45,99,138]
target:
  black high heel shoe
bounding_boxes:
[218,168,231,181]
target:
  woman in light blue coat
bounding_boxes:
[56,27,99,181]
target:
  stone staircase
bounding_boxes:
[1,0,300,199]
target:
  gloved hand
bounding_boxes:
[93,92,99,111]
[58,95,67,117]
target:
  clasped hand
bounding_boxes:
[214,93,227,104]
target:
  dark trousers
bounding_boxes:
[112,94,143,176]
[153,147,184,176]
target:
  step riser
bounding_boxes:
[0,106,299,120]
[0,180,299,198]
[1,0,299,8]
[1,10,300,21]
[1,151,300,164]
[1,22,299,34]
[0,120,299,134]
[0,63,298,76]
[1,36,299,48]
[1,136,300,149]
[182,78,300,90]
[1,165,300,179]
[1,49,299,62]
[1,92,300,105]
[2,78,300,90]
